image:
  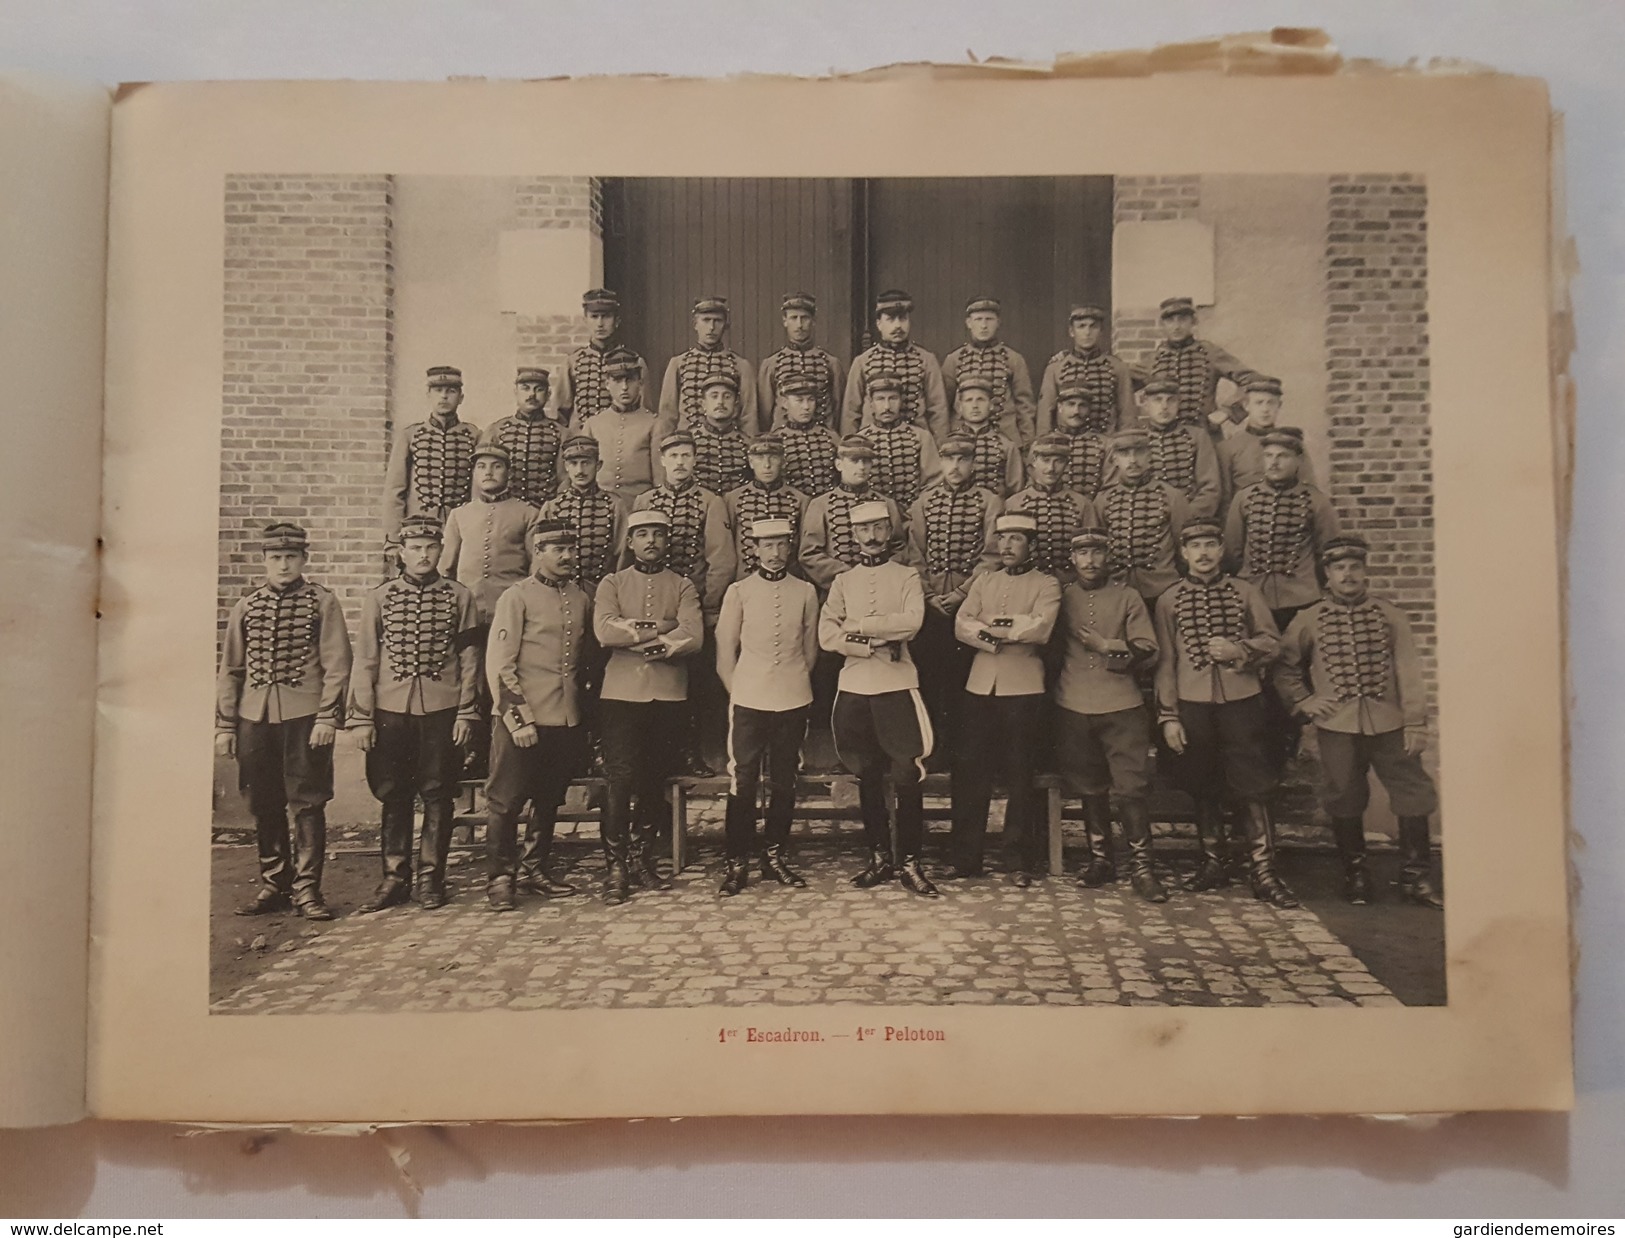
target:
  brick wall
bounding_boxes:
[1323,173,1435,697]
[219,175,394,639]
[1111,175,1201,366]
[514,176,603,372]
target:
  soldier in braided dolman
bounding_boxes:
[840,289,950,441]
[1216,376,1320,516]
[799,438,908,595]
[1274,534,1442,909]
[1146,296,1260,439]
[382,366,481,545]
[1121,376,1220,518]
[942,296,1036,447]
[656,295,760,440]
[774,372,841,498]
[689,371,753,498]
[1051,378,1113,501]
[947,373,1023,497]
[759,292,845,432]
[216,523,352,920]
[1155,517,1296,908]
[1003,433,1098,584]
[856,371,943,511]
[556,288,648,427]
[481,366,565,507]
[1223,426,1339,630]
[1036,304,1135,439]
[724,434,810,582]
[1094,427,1192,604]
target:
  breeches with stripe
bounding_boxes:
[832,688,932,855]
[724,704,809,857]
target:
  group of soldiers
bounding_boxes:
[216,287,1442,920]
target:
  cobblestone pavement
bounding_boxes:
[211,813,1404,1015]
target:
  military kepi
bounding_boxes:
[531,519,577,547]
[1159,296,1196,319]
[260,522,309,552]
[399,515,444,542]
[426,365,463,388]
[1321,533,1371,565]
[1179,516,1225,544]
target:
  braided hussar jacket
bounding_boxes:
[942,340,1037,445]
[840,341,950,441]
[760,343,845,430]
[382,414,480,538]
[1036,347,1135,437]
[1223,480,1340,611]
[216,579,353,731]
[1274,594,1428,736]
[538,484,628,591]
[1002,484,1099,581]
[906,481,1002,603]
[1093,478,1193,602]
[1149,336,1258,434]
[691,422,752,497]
[1124,420,1220,516]
[1054,425,1110,499]
[558,341,647,426]
[349,572,480,722]
[657,347,761,439]
[481,412,564,506]
[1217,425,1322,515]
[629,483,736,620]
[1153,572,1280,718]
[799,486,907,593]
[777,422,840,498]
[725,479,810,579]
[859,419,944,511]
[959,423,1024,497]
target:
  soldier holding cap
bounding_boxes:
[819,500,939,897]
[1094,427,1193,604]
[1127,376,1222,518]
[714,517,822,896]
[581,345,663,506]
[658,295,761,439]
[948,373,1024,497]
[857,371,944,511]
[725,433,810,581]
[349,515,482,912]
[557,288,648,426]
[1036,304,1135,439]
[1154,517,1295,908]
[1148,296,1261,438]
[1003,433,1098,582]
[799,436,907,593]
[759,292,845,431]
[482,521,593,911]
[383,365,481,544]
[482,366,565,507]
[593,508,705,904]
[842,290,950,442]
[690,371,753,497]
[942,296,1036,447]
[1274,534,1442,909]
[1216,376,1319,515]
[774,372,841,498]
[947,511,1062,886]
[1051,526,1165,902]
[216,523,353,920]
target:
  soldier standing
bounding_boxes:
[1051,527,1165,902]
[658,295,760,439]
[216,523,352,921]
[349,516,481,912]
[714,518,822,896]
[1050,380,1113,501]
[593,509,704,904]
[557,288,647,427]
[481,366,565,508]
[690,372,753,497]
[725,434,810,581]
[1148,296,1260,439]
[1036,305,1135,439]
[949,374,1023,497]
[1274,535,1442,909]
[1003,433,1098,583]
[1223,428,1339,631]
[942,296,1036,446]
[483,521,591,911]
[819,501,938,897]
[581,345,662,506]
[539,434,629,595]
[1216,377,1320,515]
[775,373,841,498]
[1155,517,1295,908]
[1094,428,1193,606]
[382,365,481,544]
[947,512,1062,886]
[759,292,845,431]
[857,373,943,512]
[1133,377,1221,518]
[841,290,950,441]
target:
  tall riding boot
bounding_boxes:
[518,813,576,896]
[236,809,294,915]
[290,808,333,920]
[1078,795,1117,887]
[601,784,633,905]
[358,801,415,913]
[417,798,456,909]
[631,816,673,891]
[1242,799,1299,908]
[1120,799,1168,903]
[1330,815,1373,905]
[486,807,520,911]
[1185,798,1230,891]
[1397,815,1444,909]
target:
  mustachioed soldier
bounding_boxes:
[1215,376,1320,514]
[1275,534,1442,909]
[349,516,481,912]
[774,372,841,498]
[725,433,810,581]
[1036,304,1135,438]
[949,373,1024,497]
[1094,427,1194,605]
[1148,296,1260,438]
[942,296,1037,447]
[857,372,944,512]
[798,436,908,594]
[539,434,629,594]
[657,295,761,439]
[556,288,648,427]
[580,345,663,506]
[216,523,353,920]
[1003,433,1098,583]
[759,292,845,431]
[481,366,564,507]
[690,372,753,497]
[1050,379,1113,501]
[841,290,950,441]
[382,365,480,545]
[1130,376,1221,518]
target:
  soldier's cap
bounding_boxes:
[1321,533,1371,566]
[515,366,550,385]
[560,433,600,460]
[781,292,817,314]
[1178,516,1225,545]
[602,346,642,379]
[954,374,996,396]
[1069,303,1108,324]
[1110,427,1153,452]
[398,515,445,543]
[938,433,977,458]
[747,432,785,457]
[1028,432,1072,458]
[1142,377,1180,397]
[836,435,876,460]
[1070,526,1112,551]
[874,289,913,315]
[866,372,903,395]
[1260,427,1306,454]
[994,512,1039,538]
[701,371,740,395]
[426,365,463,388]
[692,295,730,317]
[627,508,673,533]
[777,373,824,398]
[748,517,795,541]
[1245,375,1284,397]
[260,522,309,552]
[1055,380,1093,402]
[849,500,892,527]
[472,442,513,465]
[1159,296,1197,319]
[964,296,1001,315]
[530,519,577,548]
[582,288,621,313]
[659,430,697,453]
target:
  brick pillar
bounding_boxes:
[220,175,394,638]
[512,176,604,376]
[1323,174,1436,702]
[1111,175,1201,367]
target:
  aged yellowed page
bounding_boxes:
[93,70,1569,1120]
[0,75,109,1127]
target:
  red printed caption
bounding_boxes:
[718,1025,946,1044]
